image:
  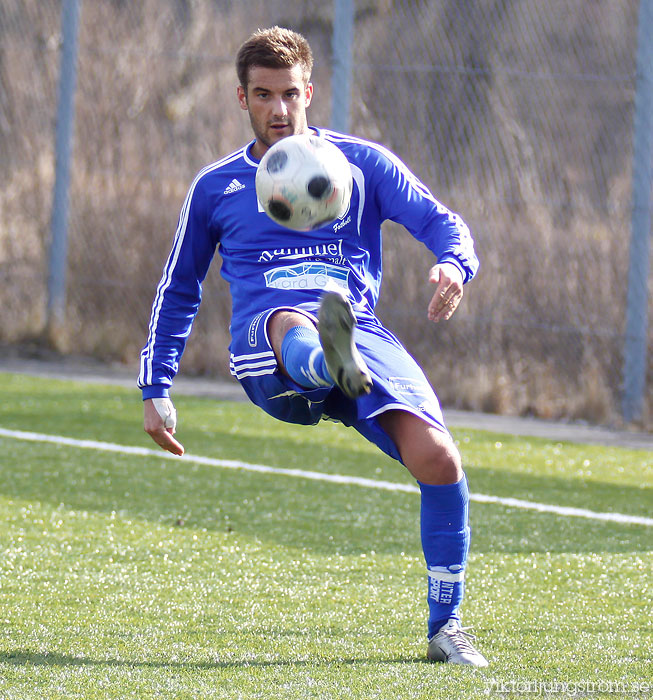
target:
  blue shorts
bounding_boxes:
[229,306,448,463]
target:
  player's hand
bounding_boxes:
[144,398,185,456]
[427,262,464,323]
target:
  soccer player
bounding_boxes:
[139,26,487,666]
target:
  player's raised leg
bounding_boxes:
[267,291,372,399]
[268,310,334,390]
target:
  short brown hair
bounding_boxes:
[236,26,313,90]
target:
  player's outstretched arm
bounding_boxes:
[144,398,185,455]
[427,262,464,323]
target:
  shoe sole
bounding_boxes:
[318,291,373,399]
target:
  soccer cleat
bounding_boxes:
[427,619,489,667]
[318,289,373,399]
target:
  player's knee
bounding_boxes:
[268,309,316,360]
[379,409,463,485]
[416,439,462,485]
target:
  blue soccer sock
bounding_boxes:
[418,475,471,638]
[280,325,334,389]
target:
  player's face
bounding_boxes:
[238,64,313,159]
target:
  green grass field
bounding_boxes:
[0,373,651,699]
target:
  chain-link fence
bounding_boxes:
[352,1,650,426]
[0,0,651,428]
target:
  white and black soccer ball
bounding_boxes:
[255,134,353,231]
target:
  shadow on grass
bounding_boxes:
[0,649,426,669]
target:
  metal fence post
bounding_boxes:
[623,0,653,423]
[330,0,354,133]
[46,0,82,342]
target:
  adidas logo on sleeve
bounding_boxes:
[224,179,246,194]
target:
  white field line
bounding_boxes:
[1,426,652,528]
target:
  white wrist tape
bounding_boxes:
[152,397,177,430]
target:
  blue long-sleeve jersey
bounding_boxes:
[139,127,479,398]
